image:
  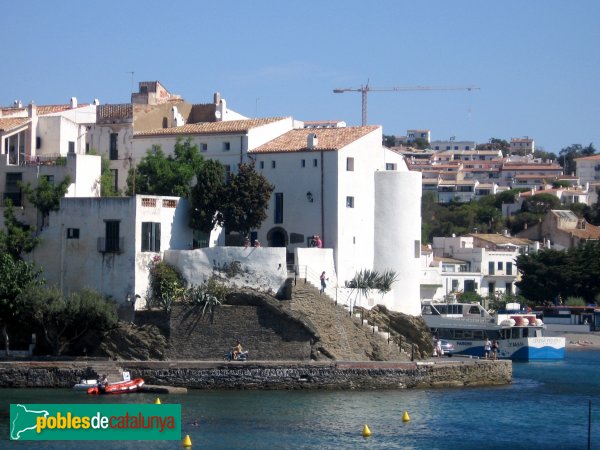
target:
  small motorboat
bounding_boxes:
[87,378,145,395]
[73,379,99,391]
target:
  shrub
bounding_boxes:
[148,259,185,312]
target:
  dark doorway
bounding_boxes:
[267,227,287,247]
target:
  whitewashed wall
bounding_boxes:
[373,170,422,315]
[164,246,287,294]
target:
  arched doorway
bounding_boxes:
[267,227,288,247]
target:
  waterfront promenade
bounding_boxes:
[0,357,511,390]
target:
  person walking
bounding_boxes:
[484,338,492,359]
[320,271,327,294]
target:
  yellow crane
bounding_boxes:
[333,81,480,126]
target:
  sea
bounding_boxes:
[1,349,600,450]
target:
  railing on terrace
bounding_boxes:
[21,154,67,166]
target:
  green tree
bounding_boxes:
[0,201,40,259]
[188,160,226,234]
[0,253,43,355]
[557,143,596,175]
[411,137,430,150]
[21,175,71,229]
[222,163,274,238]
[346,269,398,311]
[147,258,186,312]
[100,154,121,196]
[382,135,395,148]
[127,138,204,197]
[476,138,510,154]
[521,193,561,214]
[20,286,118,356]
[533,149,558,161]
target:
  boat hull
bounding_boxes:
[444,337,565,361]
[87,378,145,395]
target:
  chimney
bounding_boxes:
[93,99,100,105]
[213,92,221,105]
[70,97,78,108]
[14,100,22,108]
[27,101,37,118]
[307,133,318,149]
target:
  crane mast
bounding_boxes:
[333,82,480,126]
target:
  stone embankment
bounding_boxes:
[0,358,511,390]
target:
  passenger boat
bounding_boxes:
[421,301,565,360]
[87,378,145,395]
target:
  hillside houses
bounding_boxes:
[1,81,423,316]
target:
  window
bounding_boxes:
[85,143,89,153]
[451,279,459,291]
[497,262,503,271]
[67,228,79,239]
[346,196,354,208]
[271,161,276,169]
[224,165,231,182]
[151,145,159,155]
[386,163,397,170]
[505,282,513,294]
[259,161,264,169]
[313,159,318,167]
[346,157,354,171]
[104,220,120,253]
[68,141,75,153]
[465,146,470,150]
[274,193,283,224]
[110,169,118,192]
[42,175,55,184]
[36,136,42,149]
[446,146,451,150]
[109,133,118,160]
[223,142,231,151]
[488,261,495,275]
[488,282,495,295]
[464,280,475,292]
[301,159,306,168]
[506,262,513,275]
[141,222,161,252]
[4,173,23,206]
[435,146,440,150]
[201,143,208,152]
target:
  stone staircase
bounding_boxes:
[82,360,125,382]
[286,281,408,361]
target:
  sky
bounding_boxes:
[3,1,600,153]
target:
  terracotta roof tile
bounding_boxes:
[0,117,29,132]
[250,126,379,153]
[97,104,133,120]
[134,117,288,137]
[469,233,532,246]
[575,154,600,161]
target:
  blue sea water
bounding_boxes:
[1,349,600,449]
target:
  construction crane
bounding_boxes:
[333,82,480,126]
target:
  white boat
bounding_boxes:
[421,301,565,361]
[73,379,98,390]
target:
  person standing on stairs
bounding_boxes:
[320,271,328,294]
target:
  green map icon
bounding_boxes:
[10,404,49,440]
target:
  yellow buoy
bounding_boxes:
[362,424,372,437]
[402,410,410,422]
[182,434,192,447]
[154,397,161,404]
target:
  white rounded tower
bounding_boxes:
[373,170,422,315]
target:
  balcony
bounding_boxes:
[97,237,124,254]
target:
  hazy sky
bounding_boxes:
[3,1,599,152]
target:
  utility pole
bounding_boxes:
[333,81,480,126]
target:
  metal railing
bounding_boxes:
[97,237,125,254]
[288,264,354,311]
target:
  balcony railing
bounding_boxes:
[97,237,124,254]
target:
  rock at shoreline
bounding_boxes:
[93,323,168,360]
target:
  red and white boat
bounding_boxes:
[87,378,145,395]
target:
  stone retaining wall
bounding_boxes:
[0,360,511,390]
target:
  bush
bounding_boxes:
[148,258,186,312]
[566,296,586,306]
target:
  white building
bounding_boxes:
[510,137,535,155]
[426,235,527,301]
[575,154,600,185]
[30,195,197,308]
[431,140,477,152]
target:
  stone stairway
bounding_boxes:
[82,360,124,382]
[287,281,408,361]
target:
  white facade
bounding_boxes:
[428,236,520,300]
[29,195,193,307]
[431,140,477,151]
[575,154,600,185]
